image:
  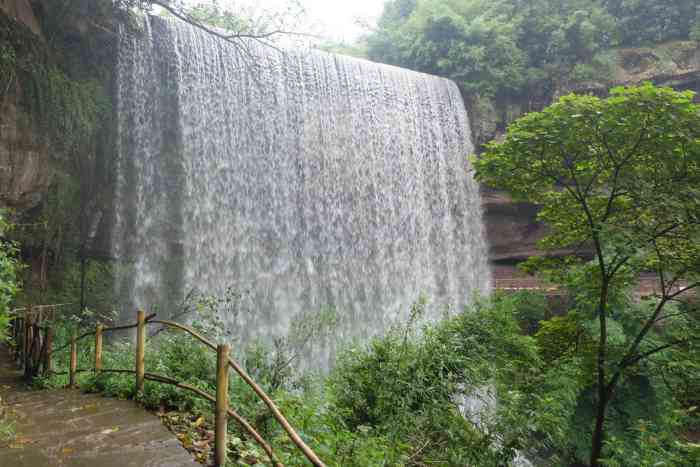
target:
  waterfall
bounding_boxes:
[113,16,491,366]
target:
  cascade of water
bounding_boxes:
[113,16,491,367]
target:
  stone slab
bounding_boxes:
[0,350,197,467]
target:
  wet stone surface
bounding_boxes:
[0,351,197,467]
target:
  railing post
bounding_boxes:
[15,313,23,365]
[34,307,44,377]
[69,329,77,387]
[11,313,18,352]
[135,310,145,395]
[31,319,41,378]
[94,324,103,373]
[23,306,33,379]
[215,344,230,467]
[43,326,53,375]
[22,307,30,370]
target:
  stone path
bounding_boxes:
[0,349,197,467]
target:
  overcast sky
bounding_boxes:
[295,0,384,41]
[184,0,386,42]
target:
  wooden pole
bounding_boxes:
[14,315,22,364]
[94,324,103,373]
[11,316,18,356]
[34,307,43,376]
[17,315,24,363]
[31,321,41,377]
[69,329,77,387]
[150,318,326,466]
[135,310,145,395]
[24,307,33,378]
[22,308,30,370]
[44,327,53,375]
[215,344,230,467]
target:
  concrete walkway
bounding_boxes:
[0,349,197,467]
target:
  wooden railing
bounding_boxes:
[494,278,560,292]
[8,307,325,467]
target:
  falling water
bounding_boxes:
[113,16,490,366]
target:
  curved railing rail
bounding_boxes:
[8,308,325,467]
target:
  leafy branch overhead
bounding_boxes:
[92,0,316,52]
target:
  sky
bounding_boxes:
[164,1,386,42]
[295,0,384,42]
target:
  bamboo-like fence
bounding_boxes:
[8,307,325,467]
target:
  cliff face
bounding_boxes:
[476,41,700,264]
[0,83,53,215]
[0,1,49,217]
[0,0,39,35]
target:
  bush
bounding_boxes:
[33,290,699,466]
[0,212,21,343]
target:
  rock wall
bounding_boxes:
[0,2,50,218]
[0,83,52,215]
[0,0,40,35]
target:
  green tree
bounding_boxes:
[0,212,21,342]
[602,0,700,45]
[475,83,700,466]
[360,0,699,102]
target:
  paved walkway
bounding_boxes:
[0,349,197,467]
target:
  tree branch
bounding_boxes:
[622,339,692,368]
[150,0,317,50]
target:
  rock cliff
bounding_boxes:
[0,1,48,217]
[0,0,39,35]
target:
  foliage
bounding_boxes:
[30,286,700,466]
[357,0,700,101]
[601,416,700,467]
[31,67,110,158]
[330,293,545,466]
[602,0,700,46]
[0,417,15,444]
[0,212,21,342]
[0,42,15,98]
[476,83,700,465]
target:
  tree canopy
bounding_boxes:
[475,82,700,466]
[358,0,700,98]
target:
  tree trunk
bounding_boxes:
[79,254,86,312]
[591,273,610,467]
[590,391,609,467]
